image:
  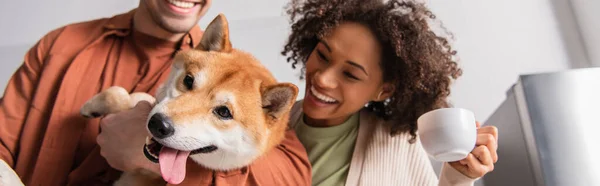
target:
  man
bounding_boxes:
[0,0,311,185]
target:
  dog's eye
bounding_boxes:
[183,74,194,90]
[213,106,233,120]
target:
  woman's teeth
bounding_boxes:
[167,0,196,8]
[310,86,337,103]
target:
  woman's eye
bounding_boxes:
[317,51,328,62]
[183,74,194,90]
[344,72,359,80]
[213,106,233,120]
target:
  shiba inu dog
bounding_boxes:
[78,14,300,185]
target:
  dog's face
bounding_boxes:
[142,14,298,184]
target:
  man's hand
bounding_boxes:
[449,121,499,179]
[97,101,159,174]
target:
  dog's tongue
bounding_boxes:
[159,147,191,184]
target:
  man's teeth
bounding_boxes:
[167,0,196,8]
[310,86,337,103]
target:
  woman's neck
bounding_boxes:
[304,114,353,128]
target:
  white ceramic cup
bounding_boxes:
[417,108,477,162]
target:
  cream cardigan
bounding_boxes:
[289,101,476,186]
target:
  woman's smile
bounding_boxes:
[305,85,340,108]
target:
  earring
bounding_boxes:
[377,91,384,100]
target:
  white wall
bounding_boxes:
[569,0,600,67]
[0,1,581,184]
[426,0,572,121]
[0,0,140,46]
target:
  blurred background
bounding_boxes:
[0,0,598,185]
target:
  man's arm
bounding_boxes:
[252,129,312,185]
[0,27,63,167]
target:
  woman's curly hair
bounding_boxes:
[281,0,462,142]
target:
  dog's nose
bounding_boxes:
[148,113,175,139]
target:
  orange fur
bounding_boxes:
[165,48,296,154]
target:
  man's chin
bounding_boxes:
[158,18,199,34]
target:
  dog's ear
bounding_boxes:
[262,83,298,119]
[197,13,232,53]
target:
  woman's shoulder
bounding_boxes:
[355,109,411,140]
[291,100,303,113]
[358,109,430,154]
[287,100,304,129]
[356,110,442,185]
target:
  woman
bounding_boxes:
[281,0,498,185]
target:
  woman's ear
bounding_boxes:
[373,83,395,102]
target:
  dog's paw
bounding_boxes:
[130,93,156,107]
[0,160,24,186]
[80,86,131,118]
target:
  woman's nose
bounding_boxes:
[313,70,337,89]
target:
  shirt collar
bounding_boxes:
[103,8,203,49]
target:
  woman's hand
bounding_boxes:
[96,101,160,174]
[449,121,498,179]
